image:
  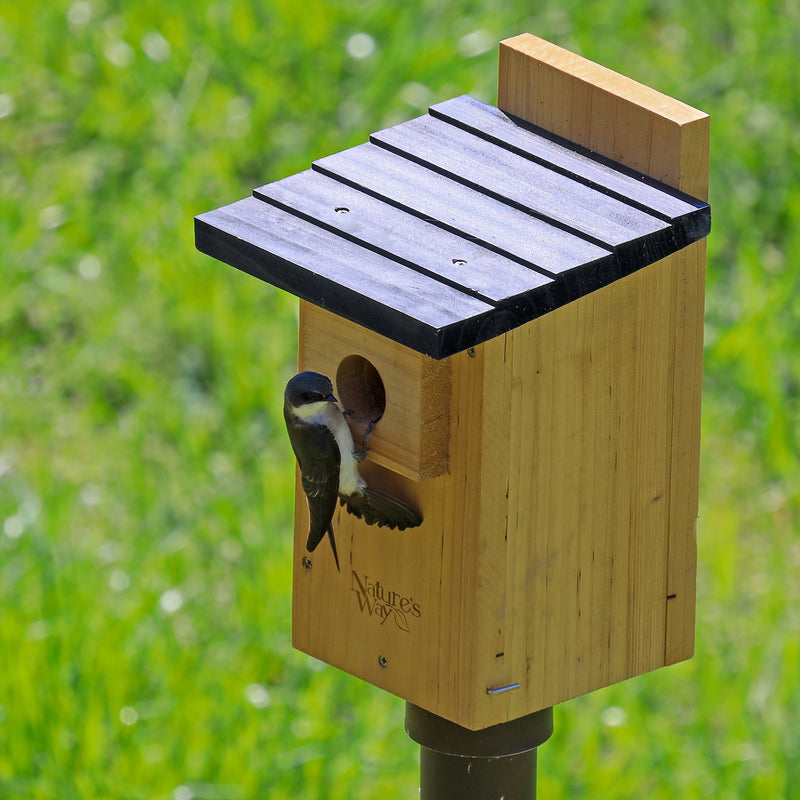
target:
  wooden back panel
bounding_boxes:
[498,34,709,199]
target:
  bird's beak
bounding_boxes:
[328,393,337,403]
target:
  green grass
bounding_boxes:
[2,0,799,797]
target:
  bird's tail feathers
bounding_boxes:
[306,524,340,572]
[341,488,422,530]
[327,524,340,571]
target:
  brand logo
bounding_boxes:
[351,571,421,632]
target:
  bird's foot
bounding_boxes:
[352,415,382,462]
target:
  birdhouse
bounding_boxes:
[195,34,710,731]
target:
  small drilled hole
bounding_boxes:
[336,356,386,425]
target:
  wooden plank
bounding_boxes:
[498,34,709,200]
[198,78,708,363]
[421,343,495,724]
[255,169,553,304]
[195,197,493,326]
[292,301,457,717]
[464,248,696,725]
[663,241,704,663]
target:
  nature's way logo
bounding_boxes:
[351,571,421,632]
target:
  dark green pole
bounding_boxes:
[405,704,553,800]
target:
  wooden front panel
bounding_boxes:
[291,335,490,727]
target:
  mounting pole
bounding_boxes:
[405,704,554,799]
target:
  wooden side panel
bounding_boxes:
[460,266,666,725]
[663,240,705,663]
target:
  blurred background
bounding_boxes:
[1,0,798,797]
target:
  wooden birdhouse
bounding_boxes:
[195,34,710,731]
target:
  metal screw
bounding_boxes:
[378,654,388,669]
[302,556,312,571]
[486,682,521,695]
[467,347,476,358]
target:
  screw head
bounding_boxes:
[302,556,312,571]
[378,654,388,669]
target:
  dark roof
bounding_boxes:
[195,94,710,359]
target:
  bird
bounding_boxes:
[283,371,423,570]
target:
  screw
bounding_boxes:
[378,655,388,669]
[302,556,312,571]
[467,347,476,358]
[486,682,521,695]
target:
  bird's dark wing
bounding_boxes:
[285,413,341,552]
[341,487,422,530]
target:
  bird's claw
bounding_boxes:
[352,415,382,462]
[362,415,382,447]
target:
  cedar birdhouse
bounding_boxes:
[195,35,710,731]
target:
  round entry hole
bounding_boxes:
[336,355,386,425]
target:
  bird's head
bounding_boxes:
[284,371,337,413]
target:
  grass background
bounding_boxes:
[1,0,799,797]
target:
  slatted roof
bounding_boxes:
[195,94,710,359]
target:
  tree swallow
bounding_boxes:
[283,371,423,570]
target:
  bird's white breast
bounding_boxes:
[293,400,363,496]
